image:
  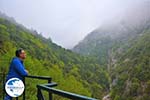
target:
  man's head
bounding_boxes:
[15,48,26,60]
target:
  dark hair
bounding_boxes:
[15,48,24,57]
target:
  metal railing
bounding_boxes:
[1,74,97,100]
[0,74,53,100]
[23,75,53,100]
[37,84,97,100]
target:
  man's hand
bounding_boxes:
[25,69,29,74]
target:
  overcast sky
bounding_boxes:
[0,0,146,48]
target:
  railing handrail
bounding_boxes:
[1,74,97,100]
[37,84,97,100]
[25,75,51,81]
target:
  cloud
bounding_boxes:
[0,0,145,48]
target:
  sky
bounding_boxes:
[0,0,146,48]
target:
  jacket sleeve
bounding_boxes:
[13,60,28,76]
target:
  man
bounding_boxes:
[4,48,28,100]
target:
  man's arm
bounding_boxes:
[13,60,28,76]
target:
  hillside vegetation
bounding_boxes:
[0,16,108,99]
[73,2,150,100]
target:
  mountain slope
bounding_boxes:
[73,2,150,100]
[0,16,108,99]
[110,28,150,100]
[73,1,150,65]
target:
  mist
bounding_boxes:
[0,0,147,48]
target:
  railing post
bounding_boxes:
[48,79,52,100]
[37,88,40,100]
[23,77,25,100]
[37,86,45,100]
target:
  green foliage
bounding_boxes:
[1,12,150,100]
[130,82,140,96]
[73,14,150,100]
[110,29,150,100]
[0,17,104,99]
[114,95,120,100]
[145,80,150,94]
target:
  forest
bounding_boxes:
[0,17,108,99]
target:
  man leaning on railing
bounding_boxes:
[4,48,28,100]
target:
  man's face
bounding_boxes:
[19,50,26,60]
